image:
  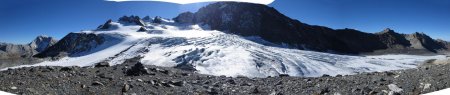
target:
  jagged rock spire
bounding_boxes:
[137,27,148,32]
[152,16,163,24]
[97,19,113,29]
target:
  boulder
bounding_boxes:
[126,62,150,76]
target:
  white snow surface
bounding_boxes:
[0,91,14,95]
[3,21,446,78]
[424,88,450,95]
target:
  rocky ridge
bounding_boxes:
[34,33,107,58]
[174,2,449,54]
[0,36,57,59]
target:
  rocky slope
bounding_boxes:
[0,36,57,59]
[174,2,449,54]
[34,33,106,58]
[0,58,449,95]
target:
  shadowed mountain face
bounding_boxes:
[34,33,106,58]
[0,36,57,59]
[174,2,449,54]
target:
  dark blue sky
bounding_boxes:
[1,0,449,44]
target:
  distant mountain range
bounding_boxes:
[0,36,57,59]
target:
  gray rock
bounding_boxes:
[10,86,17,90]
[95,62,110,68]
[126,62,149,76]
[122,84,130,92]
[92,81,104,86]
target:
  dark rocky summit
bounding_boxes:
[174,2,449,54]
[118,15,146,26]
[174,12,195,24]
[97,19,113,30]
[142,16,152,22]
[152,16,163,24]
[1,59,449,95]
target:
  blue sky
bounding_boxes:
[1,0,449,44]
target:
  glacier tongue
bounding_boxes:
[5,21,446,78]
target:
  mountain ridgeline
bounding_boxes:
[30,2,450,59]
[0,36,57,59]
[174,2,449,54]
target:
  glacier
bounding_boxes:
[3,19,446,78]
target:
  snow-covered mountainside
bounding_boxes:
[174,2,449,54]
[4,18,446,78]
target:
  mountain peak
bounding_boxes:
[377,28,397,34]
[383,28,393,32]
[32,35,54,42]
[29,35,58,52]
[118,15,146,26]
[97,19,113,30]
[142,16,151,22]
[412,32,427,36]
[36,35,49,38]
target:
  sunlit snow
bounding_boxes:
[3,19,446,78]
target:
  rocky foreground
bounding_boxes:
[0,58,449,95]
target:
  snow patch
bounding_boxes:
[424,88,450,95]
[0,91,14,95]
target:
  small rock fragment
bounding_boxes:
[279,74,290,77]
[122,84,130,92]
[181,73,191,76]
[388,84,403,93]
[92,81,104,86]
[226,79,236,85]
[95,62,110,67]
[170,81,185,86]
